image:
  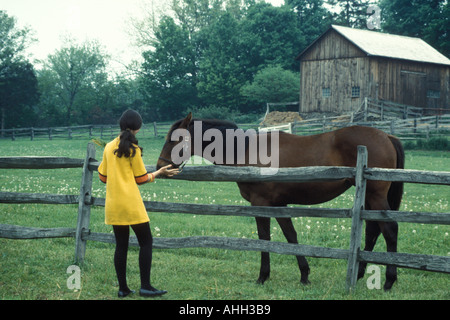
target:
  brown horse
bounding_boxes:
[157,113,404,291]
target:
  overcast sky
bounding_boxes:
[0,0,284,74]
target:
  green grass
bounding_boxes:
[0,137,449,300]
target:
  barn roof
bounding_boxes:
[297,25,450,66]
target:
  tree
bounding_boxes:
[0,11,34,67]
[140,16,199,121]
[197,12,245,109]
[0,11,39,130]
[327,0,375,28]
[36,68,66,126]
[135,0,330,118]
[0,60,39,129]
[380,0,449,57]
[241,64,300,106]
[40,39,109,125]
[286,0,332,47]
[239,2,307,73]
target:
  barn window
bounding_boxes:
[351,86,360,98]
[427,90,440,99]
[322,87,331,97]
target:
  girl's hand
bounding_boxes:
[155,164,180,177]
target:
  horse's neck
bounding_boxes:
[188,126,270,166]
[188,122,236,165]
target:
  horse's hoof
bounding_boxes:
[256,276,269,285]
[383,275,397,291]
[383,281,395,291]
[301,279,311,285]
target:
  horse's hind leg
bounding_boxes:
[358,220,381,280]
[366,189,398,290]
[255,217,271,284]
[276,217,310,285]
[379,221,398,291]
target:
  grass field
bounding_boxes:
[0,136,449,300]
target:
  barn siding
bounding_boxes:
[299,29,449,113]
[301,57,370,112]
[300,30,369,113]
[301,29,366,61]
[374,58,449,111]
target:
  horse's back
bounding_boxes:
[332,126,397,169]
[239,126,398,206]
[278,126,397,169]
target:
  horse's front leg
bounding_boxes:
[255,216,271,284]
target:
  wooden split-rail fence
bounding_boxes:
[0,144,449,292]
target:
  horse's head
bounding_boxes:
[157,112,192,170]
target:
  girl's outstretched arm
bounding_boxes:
[145,164,180,183]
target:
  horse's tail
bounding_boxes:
[387,135,405,211]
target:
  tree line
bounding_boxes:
[1,0,448,129]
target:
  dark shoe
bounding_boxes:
[139,287,167,297]
[118,289,135,298]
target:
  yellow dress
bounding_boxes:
[98,137,154,225]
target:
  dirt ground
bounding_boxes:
[260,111,303,126]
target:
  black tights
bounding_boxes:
[113,222,153,291]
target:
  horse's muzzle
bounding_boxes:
[157,157,186,171]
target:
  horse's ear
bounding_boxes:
[180,112,192,128]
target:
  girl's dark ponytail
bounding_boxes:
[114,110,143,158]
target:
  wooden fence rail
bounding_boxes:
[291,114,450,139]
[1,144,449,293]
[0,123,160,141]
[2,113,449,142]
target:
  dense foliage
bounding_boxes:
[0,0,448,128]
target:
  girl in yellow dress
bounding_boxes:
[98,109,179,298]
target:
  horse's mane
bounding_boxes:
[166,118,239,141]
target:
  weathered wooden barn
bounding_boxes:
[296,25,450,114]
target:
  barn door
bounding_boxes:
[400,70,426,107]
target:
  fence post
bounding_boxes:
[346,145,368,292]
[74,143,96,264]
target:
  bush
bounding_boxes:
[404,137,450,151]
[188,105,237,119]
[241,65,300,105]
[187,105,261,123]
